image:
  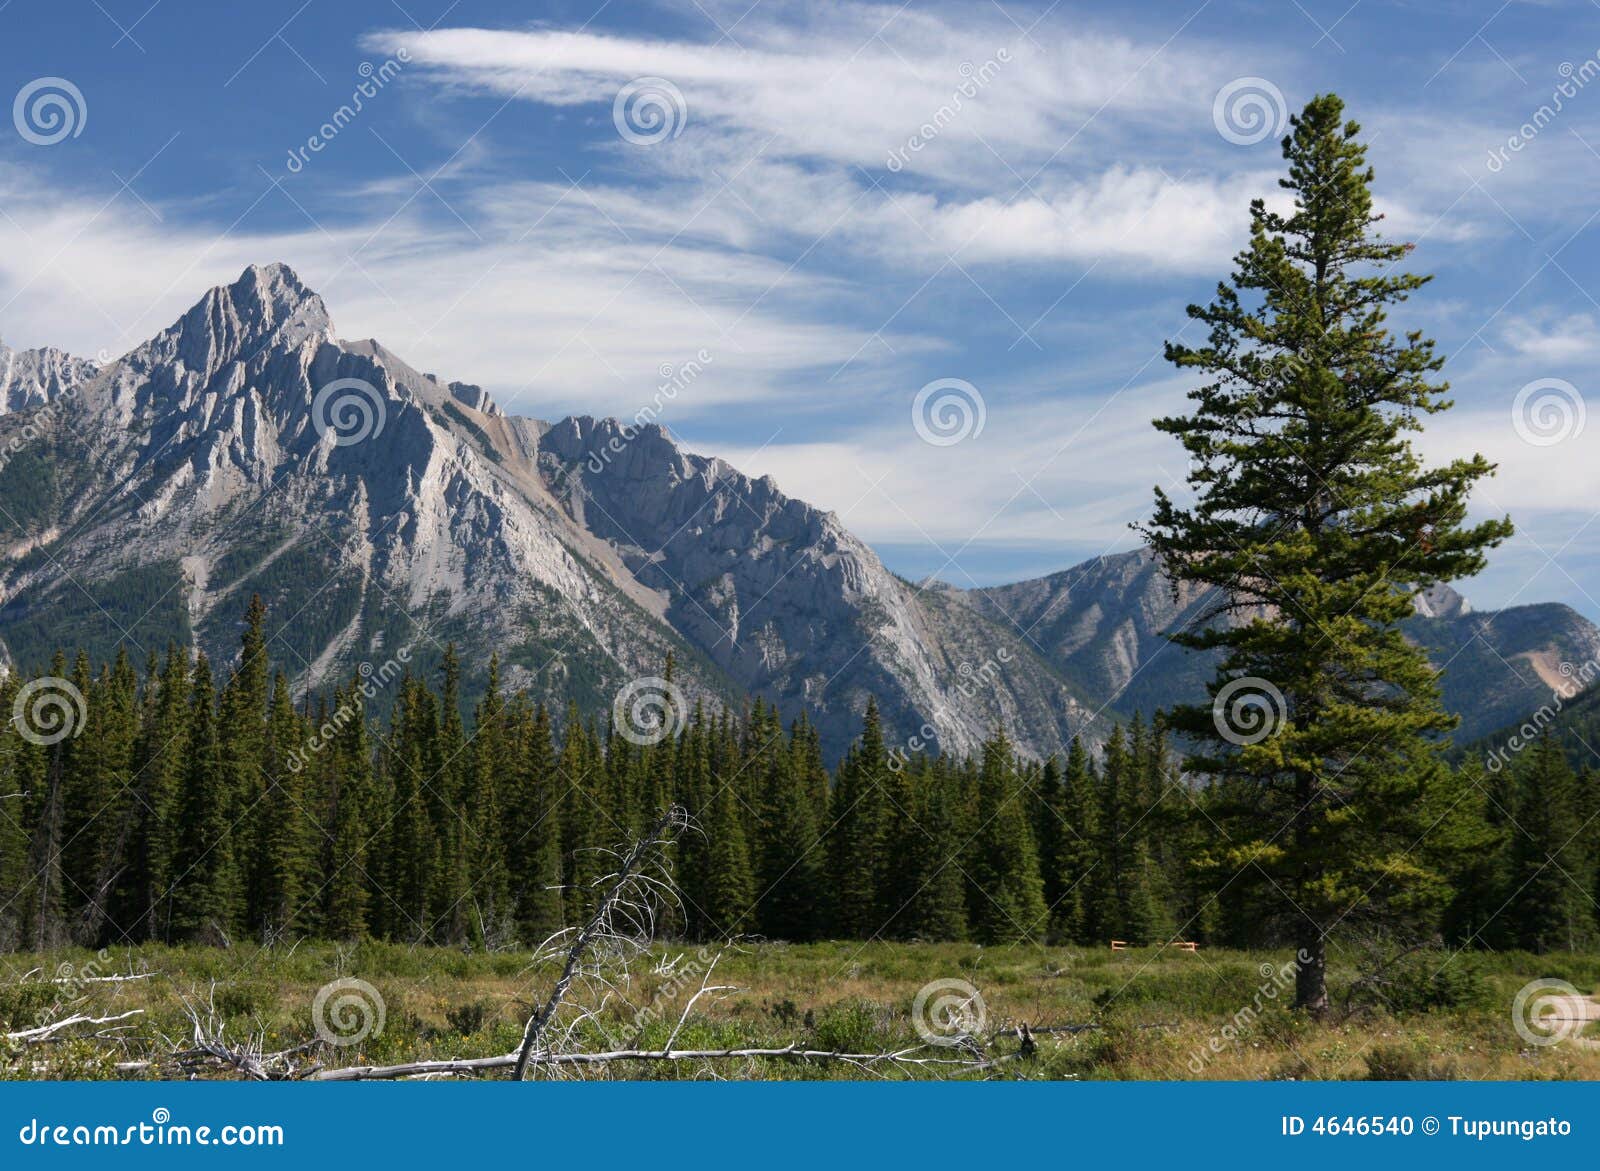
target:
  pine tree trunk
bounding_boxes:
[1294,765,1328,1014]
[1295,928,1328,1014]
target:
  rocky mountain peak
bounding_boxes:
[0,267,1590,765]
[136,263,331,381]
[1415,582,1470,620]
[0,339,99,415]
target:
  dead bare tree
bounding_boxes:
[314,1042,1000,1081]
[512,805,689,1080]
[309,807,1007,1082]
[155,983,319,1080]
[4,1010,143,1045]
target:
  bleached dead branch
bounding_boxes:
[310,805,1005,1082]
[512,806,688,1080]
[314,1042,1000,1081]
[157,983,318,1080]
[4,1010,144,1045]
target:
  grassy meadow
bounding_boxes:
[5,940,1600,1081]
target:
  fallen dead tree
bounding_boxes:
[4,1010,144,1045]
[163,984,321,1080]
[313,806,1007,1082]
[315,1043,1002,1081]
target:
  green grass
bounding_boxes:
[3,941,1598,1081]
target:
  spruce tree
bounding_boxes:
[259,671,312,935]
[510,702,566,941]
[828,700,887,938]
[967,728,1047,944]
[468,655,514,942]
[126,645,188,939]
[701,767,756,938]
[172,653,241,941]
[0,671,34,949]
[1504,736,1594,951]
[900,759,971,941]
[323,681,371,939]
[754,717,823,940]
[1139,94,1513,1010]
[1050,737,1098,943]
[382,676,439,941]
[222,595,271,924]
[432,645,471,941]
[558,705,604,922]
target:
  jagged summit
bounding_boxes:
[183,262,331,352]
[0,268,1592,760]
[0,338,98,415]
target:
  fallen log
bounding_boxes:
[316,1042,1003,1081]
[5,1010,144,1044]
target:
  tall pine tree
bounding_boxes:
[1139,94,1512,1010]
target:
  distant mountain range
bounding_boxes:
[1,264,1594,760]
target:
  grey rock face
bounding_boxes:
[0,339,98,415]
[0,263,1591,763]
[976,548,1600,743]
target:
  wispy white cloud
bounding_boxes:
[362,15,1227,178]
[0,165,926,416]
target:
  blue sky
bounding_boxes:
[2,0,1599,620]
